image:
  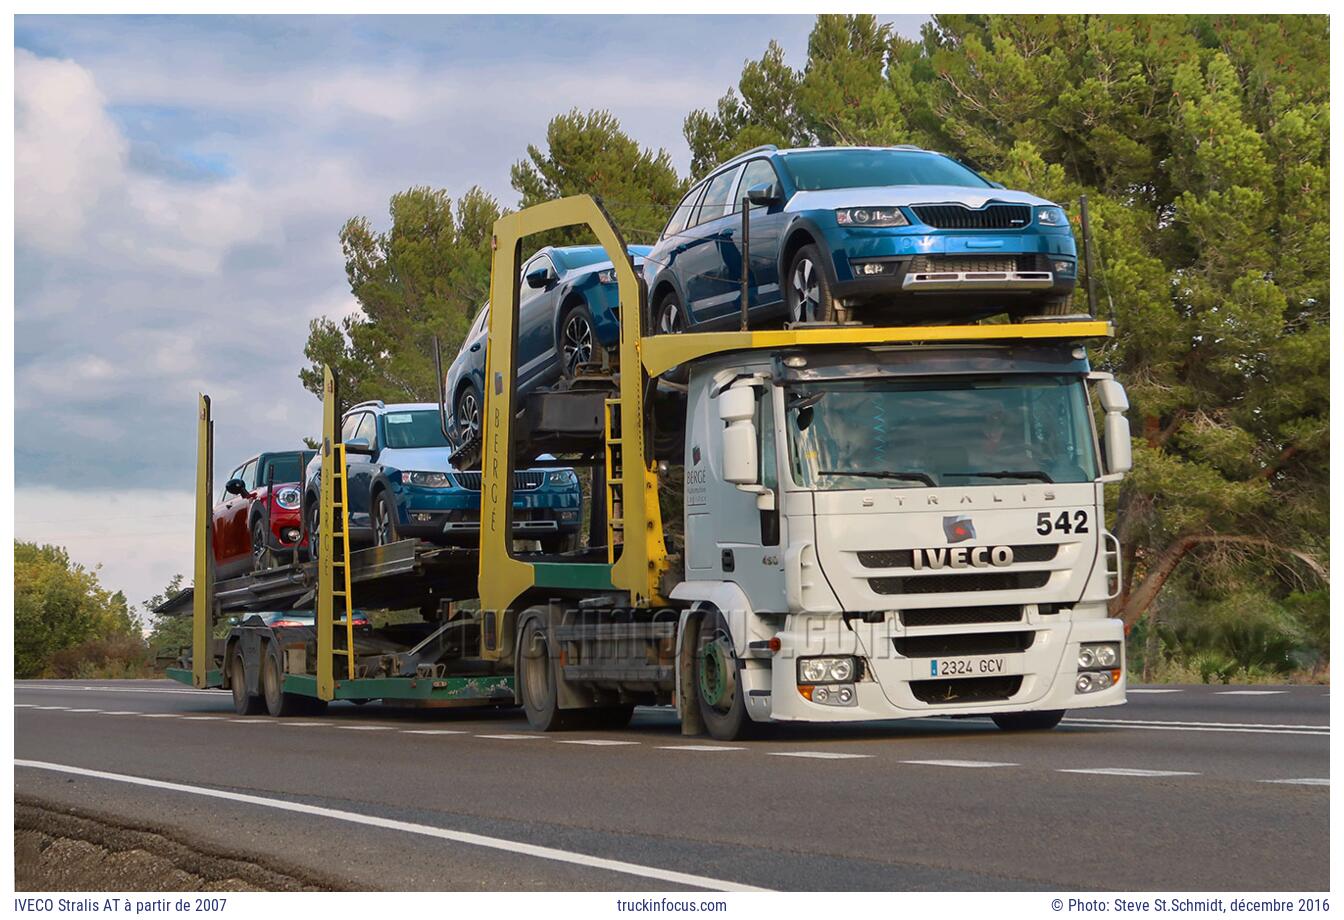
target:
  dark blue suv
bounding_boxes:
[302,402,582,553]
[642,144,1079,329]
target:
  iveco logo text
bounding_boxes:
[911,546,1015,570]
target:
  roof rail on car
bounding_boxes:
[346,400,385,412]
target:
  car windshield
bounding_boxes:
[382,410,450,449]
[786,375,1098,489]
[780,149,991,191]
[555,245,651,270]
[261,452,312,484]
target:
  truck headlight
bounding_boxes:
[547,470,578,486]
[274,487,301,510]
[836,207,909,227]
[1078,642,1120,670]
[798,656,856,684]
[1036,206,1068,226]
[407,471,452,488]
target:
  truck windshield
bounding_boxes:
[786,375,1098,489]
[383,411,450,449]
[779,149,991,191]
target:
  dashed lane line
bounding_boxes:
[769,752,873,760]
[1058,768,1199,777]
[1216,690,1287,696]
[15,685,223,695]
[136,713,180,719]
[476,734,545,740]
[1260,778,1329,786]
[1127,689,1183,694]
[657,745,744,752]
[340,726,397,731]
[556,739,641,746]
[900,759,1018,768]
[401,729,467,735]
[14,760,768,892]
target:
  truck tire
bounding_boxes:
[695,610,758,741]
[262,641,310,717]
[991,709,1065,731]
[517,616,571,731]
[229,648,264,716]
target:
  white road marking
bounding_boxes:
[1216,690,1287,696]
[279,722,328,727]
[15,685,223,696]
[1260,778,1329,786]
[1067,717,1326,730]
[137,713,180,718]
[556,739,640,746]
[769,751,873,760]
[14,704,37,708]
[65,708,103,713]
[901,759,1018,768]
[1127,689,1183,694]
[31,706,69,710]
[15,760,767,892]
[476,734,544,740]
[402,729,467,735]
[180,716,225,721]
[100,711,142,716]
[1058,768,1199,777]
[228,718,272,724]
[657,745,744,752]
[1062,717,1326,737]
[339,725,395,731]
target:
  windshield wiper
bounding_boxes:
[944,470,1055,483]
[818,469,937,487]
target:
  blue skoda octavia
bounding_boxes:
[642,145,1079,328]
[302,402,582,554]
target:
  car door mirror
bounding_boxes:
[525,266,556,289]
[344,438,376,456]
[746,182,781,207]
[225,477,248,497]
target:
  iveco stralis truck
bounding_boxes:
[473,197,1134,742]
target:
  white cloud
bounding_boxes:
[14,49,126,252]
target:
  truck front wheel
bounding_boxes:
[991,710,1065,731]
[696,611,758,741]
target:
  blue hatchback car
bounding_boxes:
[445,244,650,445]
[302,401,582,553]
[642,145,1079,329]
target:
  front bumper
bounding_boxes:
[395,483,582,544]
[267,508,306,551]
[748,611,1124,724]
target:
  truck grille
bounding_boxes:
[452,471,543,491]
[900,606,1023,628]
[893,631,1035,657]
[911,675,1023,704]
[858,545,1058,569]
[870,571,1051,595]
[911,203,1032,230]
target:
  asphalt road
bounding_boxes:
[13,679,1329,891]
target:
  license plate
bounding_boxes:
[924,656,1014,679]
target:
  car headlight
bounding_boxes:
[547,470,578,486]
[407,471,452,488]
[835,207,909,227]
[274,487,301,510]
[1036,206,1068,226]
[596,268,617,284]
[798,656,857,684]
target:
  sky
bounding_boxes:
[13,14,930,615]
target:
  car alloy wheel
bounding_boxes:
[251,518,273,571]
[374,494,397,546]
[561,311,594,377]
[790,256,821,323]
[457,388,480,444]
[658,300,683,335]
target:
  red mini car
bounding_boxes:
[213,450,315,579]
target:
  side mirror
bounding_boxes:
[344,438,375,456]
[1089,375,1132,478]
[225,478,248,496]
[719,383,759,486]
[525,266,555,289]
[746,182,781,207]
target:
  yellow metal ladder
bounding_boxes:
[317,367,356,698]
[603,397,624,563]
